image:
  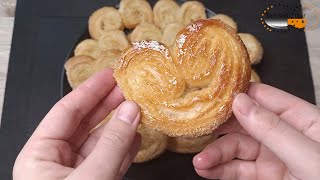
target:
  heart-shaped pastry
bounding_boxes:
[114,19,251,137]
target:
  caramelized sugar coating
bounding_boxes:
[89,7,124,40]
[114,19,251,137]
[167,134,218,153]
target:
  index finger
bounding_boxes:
[33,69,116,140]
[248,83,320,138]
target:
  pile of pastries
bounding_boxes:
[65,0,263,163]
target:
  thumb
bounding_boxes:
[68,101,140,180]
[232,93,320,179]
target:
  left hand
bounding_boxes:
[13,69,141,180]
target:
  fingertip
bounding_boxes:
[233,93,256,117]
[193,152,210,170]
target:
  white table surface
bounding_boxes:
[0,6,319,121]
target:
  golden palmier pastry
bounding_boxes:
[114,19,251,137]
[130,23,163,43]
[238,33,263,64]
[89,7,124,40]
[65,50,121,88]
[178,1,206,26]
[210,14,238,32]
[153,0,180,29]
[250,69,261,83]
[98,30,130,51]
[167,134,218,153]
[74,39,101,59]
[134,125,168,163]
[162,23,184,47]
[119,0,153,29]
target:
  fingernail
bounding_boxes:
[235,93,256,116]
[117,101,139,125]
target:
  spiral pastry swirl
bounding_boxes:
[114,19,251,137]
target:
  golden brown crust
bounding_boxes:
[130,23,163,43]
[210,14,238,32]
[178,1,206,26]
[65,50,121,89]
[114,19,251,137]
[89,7,124,40]
[153,0,180,29]
[98,30,130,51]
[161,22,184,48]
[134,125,168,163]
[238,33,263,64]
[167,134,218,153]
[250,69,261,83]
[74,39,101,59]
[119,0,153,29]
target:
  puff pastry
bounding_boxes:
[211,14,238,32]
[65,50,121,88]
[130,23,163,43]
[238,33,263,64]
[74,39,101,59]
[162,23,184,48]
[153,0,180,29]
[98,30,130,51]
[250,69,261,83]
[167,134,217,153]
[119,0,153,29]
[89,7,124,40]
[178,1,206,26]
[114,19,251,137]
[134,125,168,163]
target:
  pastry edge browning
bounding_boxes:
[114,19,251,137]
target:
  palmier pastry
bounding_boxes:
[134,125,168,163]
[153,0,180,29]
[238,33,263,64]
[167,134,218,153]
[74,39,101,59]
[162,23,184,48]
[119,0,153,29]
[98,30,130,51]
[89,7,124,40]
[65,50,121,88]
[250,69,261,83]
[210,14,238,32]
[178,1,206,26]
[114,19,251,137]
[130,23,163,43]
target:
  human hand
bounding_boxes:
[193,83,320,180]
[13,69,141,180]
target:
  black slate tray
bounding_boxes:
[0,0,315,179]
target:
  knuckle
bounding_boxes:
[100,129,127,148]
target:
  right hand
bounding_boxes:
[193,83,320,180]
